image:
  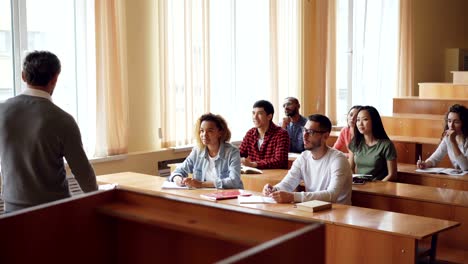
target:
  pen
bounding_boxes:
[419,155,422,162]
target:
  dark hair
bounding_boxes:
[307,114,332,133]
[444,104,468,139]
[284,97,300,105]
[253,100,274,118]
[347,105,362,128]
[351,106,390,149]
[22,50,61,86]
[194,113,231,149]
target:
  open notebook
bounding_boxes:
[416,168,468,176]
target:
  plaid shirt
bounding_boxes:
[239,123,290,169]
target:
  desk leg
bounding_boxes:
[429,234,438,263]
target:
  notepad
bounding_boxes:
[200,190,251,201]
[296,200,332,212]
[161,181,189,189]
[415,168,468,176]
[237,195,276,204]
[241,165,263,174]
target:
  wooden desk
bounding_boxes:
[0,184,325,263]
[398,163,468,191]
[98,172,460,264]
[168,163,287,192]
[352,181,468,262]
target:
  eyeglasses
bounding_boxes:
[302,127,328,136]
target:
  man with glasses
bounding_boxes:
[280,97,307,153]
[262,114,352,204]
[239,100,290,169]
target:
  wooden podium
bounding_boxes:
[0,188,324,264]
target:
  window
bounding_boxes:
[336,0,399,124]
[1,0,96,155]
[162,0,299,146]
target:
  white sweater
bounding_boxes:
[275,147,352,204]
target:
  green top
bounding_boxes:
[349,139,397,180]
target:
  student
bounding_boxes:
[417,104,468,171]
[239,100,290,169]
[169,113,243,189]
[333,105,361,155]
[279,97,307,153]
[348,106,397,181]
[0,51,98,212]
[262,114,352,204]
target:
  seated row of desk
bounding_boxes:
[2,166,464,263]
[93,172,459,264]
[241,166,468,263]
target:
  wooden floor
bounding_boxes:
[0,176,84,214]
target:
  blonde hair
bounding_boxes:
[194,113,231,149]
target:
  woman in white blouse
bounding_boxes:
[417,104,468,171]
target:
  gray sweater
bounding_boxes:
[0,94,97,206]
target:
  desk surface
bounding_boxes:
[398,163,468,182]
[352,181,468,207]
[98,172,459,240]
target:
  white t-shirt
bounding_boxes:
[275,147,352,204]
[204,154,219,183]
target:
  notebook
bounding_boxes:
[416,168,468,176]
[241,165,263,174]
[237,195,276,204]
[161,181,189,190]
[200,190,251,201]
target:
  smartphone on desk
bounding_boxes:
[352,177,366,185]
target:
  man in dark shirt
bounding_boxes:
[239,100,290,169]
[0,50,98,212]
[279,97,307,153]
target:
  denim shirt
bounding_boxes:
[169,142,244,189]
[280,115,307,153]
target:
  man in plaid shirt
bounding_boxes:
[239,100,290,169]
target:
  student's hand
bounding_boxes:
[182,178,203,188]
[173,176,184,186]
[417,160,430,169]
[281,117,291,128]
[446,129,457,143]
[270,190,294,203]
[262,184,277,196]
[241,157,257,168]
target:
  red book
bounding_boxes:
[200,190,251,201]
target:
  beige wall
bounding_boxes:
[125,0,161,153]
[413,0,468,95]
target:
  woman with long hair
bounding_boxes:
[348,106,397,181]
[417,104,468,170]
[333,105,361,155]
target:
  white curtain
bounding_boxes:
[351,0,399,115]
[95,0,129,156]
[159,0,299,146]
